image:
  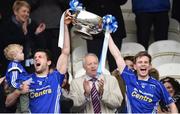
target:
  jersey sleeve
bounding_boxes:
[6,63,24,89]
[121,65,136,85]
[8,70,21,89]
[51,70,65,86]
[158,82,174,105]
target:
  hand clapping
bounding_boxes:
[98,76,104,96]
[83,79,91,97]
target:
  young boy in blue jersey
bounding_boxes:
[4,44,31,113]
[108,36,178,113]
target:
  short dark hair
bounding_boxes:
[33,49,52,61]
[133,51,152,64]
[149,68,159,80]
[65,72,70,80]
[124,56,134,62]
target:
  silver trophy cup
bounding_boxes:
[73,10,103,40]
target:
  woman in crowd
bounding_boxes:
[61,72,70,96]
[160,77,180,112]
[60,72,73,113]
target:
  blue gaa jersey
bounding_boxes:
[121,66,174,113]
[6,61,29,89]
[29,69,64,113]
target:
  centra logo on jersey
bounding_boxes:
[131,91,152,103]
[30,88,52,98]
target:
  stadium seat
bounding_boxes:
[122,33,137,43]
[168,18,180,34]
[156,63,180,81]
[148,40,180,67]
[168,32,180,42]
[121,42,145,57]
[72,46,88,75]
[121,0,132,13]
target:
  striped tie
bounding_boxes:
[91,78,101,113]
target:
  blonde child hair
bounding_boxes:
[4,44,23,61]
[13,0,31,12]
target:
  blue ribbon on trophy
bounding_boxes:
[97,15,118,74]
[69,0,83,12]
[58,0,82,48]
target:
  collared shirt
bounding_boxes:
[84,75,100,90]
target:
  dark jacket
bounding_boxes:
[27,0,69,29]
[132,0,170,13]
[0,84,5,113]
[1,16,37,48]
[172,0,180,23]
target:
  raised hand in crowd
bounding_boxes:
[35,22,46,35]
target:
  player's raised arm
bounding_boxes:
[108,35,126,73]
[56,10,72,74]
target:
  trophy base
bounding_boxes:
[74,30,93,40]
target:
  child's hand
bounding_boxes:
[20,83,29,94]
[0,76,5,84]
[20,80,31,94]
